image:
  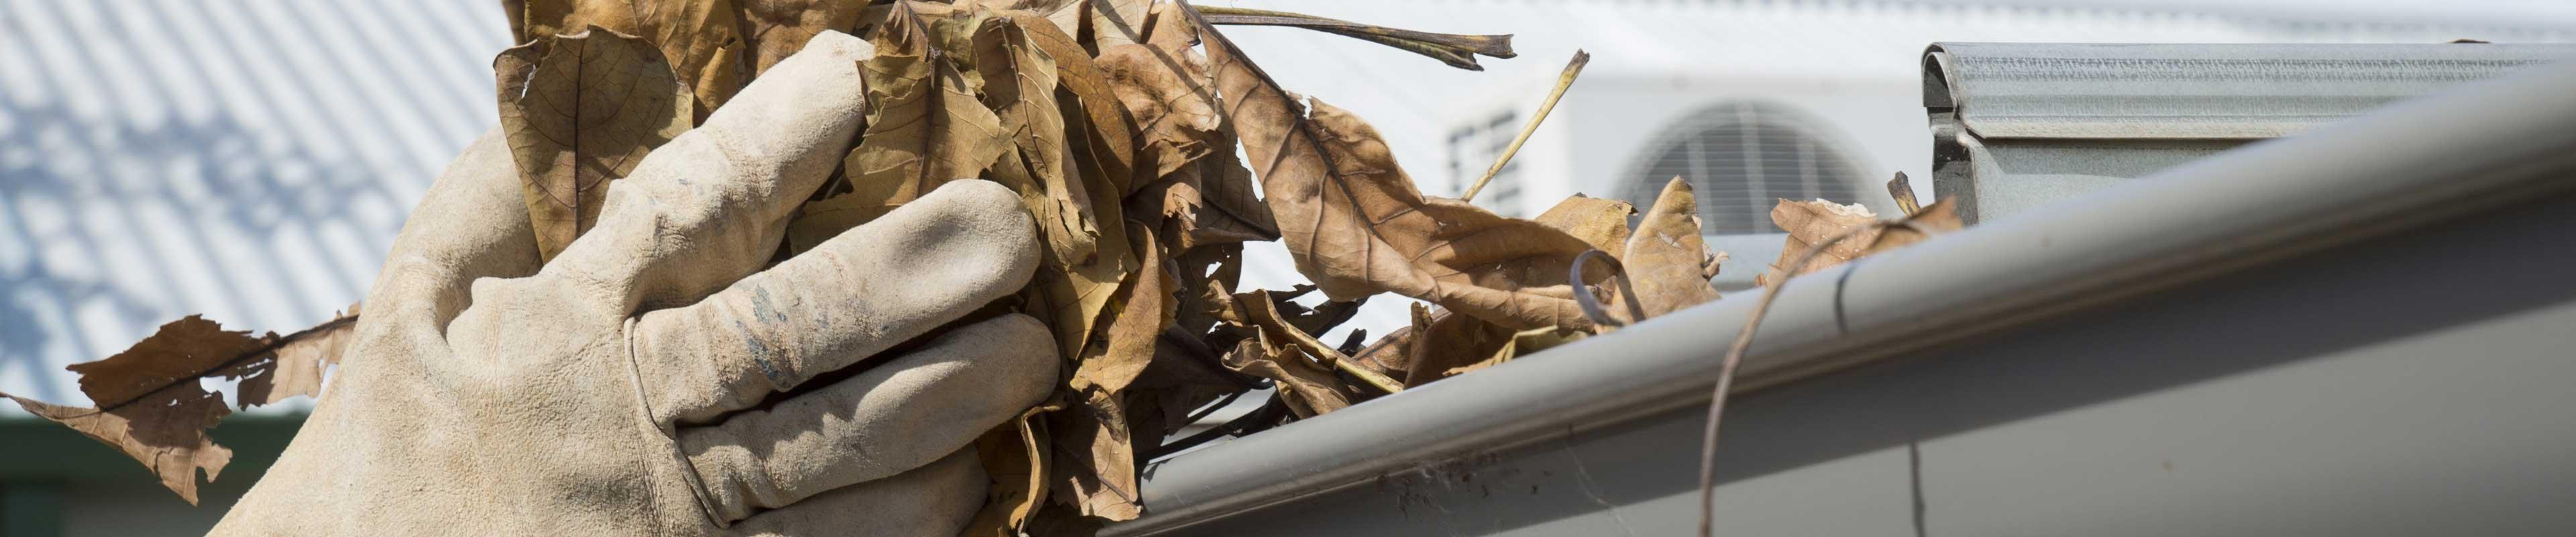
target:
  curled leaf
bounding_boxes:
[1195,9,1601,330]
[1616,177,1723,320]
[961,403,1057,536]
[1220,332,1358,419]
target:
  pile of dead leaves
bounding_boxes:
[5,1,1964,533]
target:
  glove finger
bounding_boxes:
[678,313,1055,523]
[730,448,985,537]
[633,179,1038,423]
[373,128,541,330]
[543,30,873,313]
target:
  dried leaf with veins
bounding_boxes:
[1097,43,1221,185]
[1534,194,1635,257]
[1046,389,1142,520]
[977,14,1102,268]
[997,10,1137,199]
[1131,132,1279,250]
[5,395,230,505]
[5,310,360,503]
[1615,177,1723,320]
[1086,0,1150,52]
[1396,307,1513,385]
[735,0,871,76]
[1222,330,1360,419]
[963,0,1079,37]
[1069,222,1177,394]
[1028,124,1141,360]
[1193,10,1601,330]
[794,3,1012,248]
[495,27,693,262]
[959,404,1057,537]
[518,0,749,121]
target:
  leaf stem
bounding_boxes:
[1461,50,1588,203]
[1698,223,1885,537]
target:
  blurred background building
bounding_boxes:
[3,1,2572,535]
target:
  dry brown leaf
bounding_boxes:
[1862,197,1963,254]
[1442,326,1586,379]
[961,0,1082,44]
[519,0,749,122]
[839,3,1014,207]
[1756,197,1881,287]
[1096,43,1220,185]
[10,310,362,503]
[1344,302,1425,381]
[977,14,1104,269]
[1221,333,1358,418]
[1534,194,1635,257]
[1617,177,1723,320]
[1131,138,1279,250]
[1047,389,1142,520]
[1756,197,1964,287]
[996,11,1136,195]
[6,395,231,505]
[1085,0,1150,52]
[1222,288,1397,394]
[961,403,1056,537]
[495,27,694,262]
[1028,114,1144,359]
[1396,307,1513,386]
[233,303,362,406]
[736,0,870,76]
[1069,222,1176,394]
[1193,9,1599,330]
[1171,243,1243,336]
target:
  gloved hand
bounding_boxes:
[211,31,1056,536]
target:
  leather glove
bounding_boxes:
[211,31,1056,536]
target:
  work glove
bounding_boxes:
[211,32,1056,536]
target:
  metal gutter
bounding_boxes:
[1922,42,2573,140]
[1923,42,2575,224]
[1105,55,2576,536]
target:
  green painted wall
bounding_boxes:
[0,415,304,537]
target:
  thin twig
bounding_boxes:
[1697,223,1887,537]
[1196,5,1515,70]
[1461,50,1589,203]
